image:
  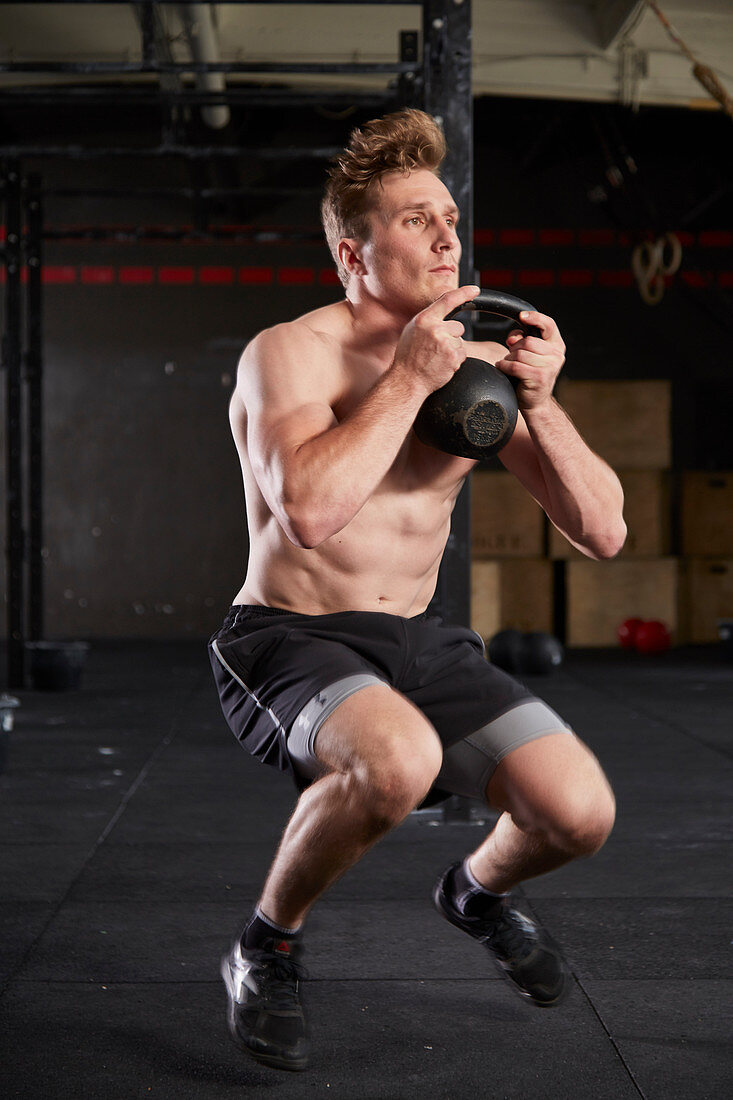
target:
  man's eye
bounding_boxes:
[408,216,423,226]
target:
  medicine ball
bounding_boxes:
[487,629,524,673]
[520,632,564,674]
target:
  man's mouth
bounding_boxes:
[430,265,456,273]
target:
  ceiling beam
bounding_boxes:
[596,0,646,51]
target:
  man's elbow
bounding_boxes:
[588,519,627,560]
[280,499,331,550]
[280,481,355,549]
[287,525,324,551]
[282,511,323,550]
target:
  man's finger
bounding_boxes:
[430,284,480,317]
[519,309,556,339]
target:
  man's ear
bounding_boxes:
[338,238,366,279]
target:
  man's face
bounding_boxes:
[355,169,462,314]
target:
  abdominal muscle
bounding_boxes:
[234,472,460,618]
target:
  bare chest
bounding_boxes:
[331,350,473,497]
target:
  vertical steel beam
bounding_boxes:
[423,0,473,278]
[423,0,473,629]
[2,161,25,687]
[140,2,156,66]
[25,174,44,643]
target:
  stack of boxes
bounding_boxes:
[470,471,552,640]
[470,379,731,646]
[556,379,677,646]
[680,473,733,643]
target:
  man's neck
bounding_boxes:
[344,290,414,367]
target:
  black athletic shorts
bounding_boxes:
[208,605,573,804]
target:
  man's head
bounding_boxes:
[321,108,450,293]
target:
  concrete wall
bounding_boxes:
[37,244,336,640]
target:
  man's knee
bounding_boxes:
[494,733,617,857]
[317,685,443,829]
[551,785,616,856]
[355,741,442,828]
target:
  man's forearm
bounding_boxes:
[523,398,626,559]
[283,366,425,548]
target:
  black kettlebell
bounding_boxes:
[413,289,542,459]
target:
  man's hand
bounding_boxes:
[495,310,566,412]
[393,285,481,396]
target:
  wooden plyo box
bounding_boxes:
[471,471,545,559]
[556,380,671,470]
[680,559,733,643]
[549,471,670,559]
[471,559,554,641]
[681,472,733,557]
[565,558,678,646]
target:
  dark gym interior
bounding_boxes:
[1,3,732,1097]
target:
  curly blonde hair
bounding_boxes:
[321,108,447,288]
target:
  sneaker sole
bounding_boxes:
[432,875,569,1009]
[220,954,309,1072]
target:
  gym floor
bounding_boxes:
[1,640,731,1099]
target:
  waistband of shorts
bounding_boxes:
[221,603,435,631]
[221,604,299,630]
[236,604,300,618]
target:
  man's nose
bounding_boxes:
[433,220,458,248]
[434,225,459,252]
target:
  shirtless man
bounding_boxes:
[209,109,625,1073]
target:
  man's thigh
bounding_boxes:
[435,699,574,801]
[313,683,443,782]
[402,616,575,802]
[486,730,614,829]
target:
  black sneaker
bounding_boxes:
[433,862,569,1007]
[220,936,309,1071]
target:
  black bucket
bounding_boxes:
[25,641,90,691]
[0,695,20,775]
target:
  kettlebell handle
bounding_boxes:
[413,289,544,459]
[445,289,542,340]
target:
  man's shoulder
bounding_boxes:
[235,303,349,401]
[244,301,348,363]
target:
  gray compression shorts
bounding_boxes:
[288,673,573,800]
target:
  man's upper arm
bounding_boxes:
[234,323,338,519]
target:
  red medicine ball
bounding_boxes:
[634,620,671,653]
[617,618,643,649]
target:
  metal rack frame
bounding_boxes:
[2,0,474,687]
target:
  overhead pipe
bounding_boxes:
[177,4,230,130]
